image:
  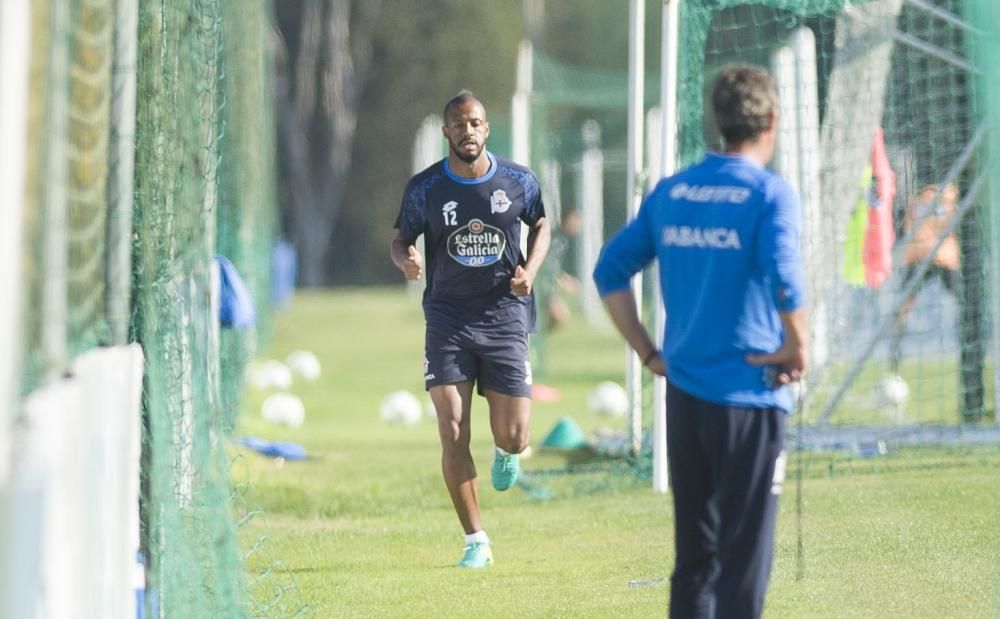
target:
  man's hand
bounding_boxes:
[745,341,806,388]
[401,245,423,280]
[745,308,808,389]
[645,354,667,377]
[511,265,535,296]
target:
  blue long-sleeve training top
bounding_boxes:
[593,152,806,411]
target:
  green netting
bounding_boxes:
[17,1,296,615]
[21,2,56,394]
[533,52,661,110]
[216,4,307,616]
[967,0,1000,605]
[132,1,244,616]
[66,0,114,358]
[130,1,300,617]
[23,0,116,393]
[673,0,995,429]
[216,0,279,434]
[521,0,1000,506]
[21,0,292,617]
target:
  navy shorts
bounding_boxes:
[424,323,533,398]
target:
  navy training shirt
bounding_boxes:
[593,152,806,411]
[395,151,546,332]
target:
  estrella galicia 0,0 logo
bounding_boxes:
[447,218,506,267]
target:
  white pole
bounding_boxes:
[42,0,72,385]
[511,40,533,167]
[771,47,801,198]
[652,0,680,493]
[0,0,31,482]
[513,39,534,255]
[626,0,645,455]
[772,29,826,374]
[578,121,605,325]
[540,159,562,224]
[646,108,662,194]
[791,28,825,373]
[660,0,680,184]
[107,0,139,346]
[407,115,442,299]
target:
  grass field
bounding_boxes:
[235,287,1000,618]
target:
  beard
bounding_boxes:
[449,138,483,163]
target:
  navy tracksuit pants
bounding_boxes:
[666,382,786,619]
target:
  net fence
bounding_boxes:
[675,0,996,441]
[14,0,303,616]
[520,0,1000,495]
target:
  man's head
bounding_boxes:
[710,64,778,156]
[442,91,490,164]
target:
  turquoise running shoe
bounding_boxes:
[456,542,494,568]
[491,449,520,491]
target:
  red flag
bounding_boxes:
[863,127,896,289]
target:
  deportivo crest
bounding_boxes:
[490,189,512,214]
[447,218,505,267]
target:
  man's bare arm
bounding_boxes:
[511,217,551,296]
[390,229,423,280]
[601,289,666,376]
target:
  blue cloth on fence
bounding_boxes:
[215,255,256,328]
[271,239,297,309]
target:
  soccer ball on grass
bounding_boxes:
[261,392,306,428]
[587,381,629,418]
[380,390,423,426]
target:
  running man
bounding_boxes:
[390,91,551,568]
[593,64,808,618]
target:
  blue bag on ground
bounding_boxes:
[215,255,256,328]
[237,436,308,460]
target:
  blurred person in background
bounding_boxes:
[889,183,961,376]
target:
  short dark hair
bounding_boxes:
[443,90,484,120]
[710,64,777,146]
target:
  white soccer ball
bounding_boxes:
[380,390,423,426]
[261,392,306,428]
[286,350,322,382]
[250,360,293,391]
[587,381,629,418]
[879,375,910,406]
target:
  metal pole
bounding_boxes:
[578,122,605,325]
[42,0,73,384]
[904,0,983,35]
[0,0,31,478]
[107,0,139,345]
[967,0,1000,425]
[652,0,680,493]
[511,40,533,167]
[626,0,645,455]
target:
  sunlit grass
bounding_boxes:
[235,287,999,618]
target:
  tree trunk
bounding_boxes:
[273,0,380,286]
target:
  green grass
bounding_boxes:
[235,287,1000,618]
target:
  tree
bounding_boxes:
[273,0,382,286]
[327,0,523,284]
[273,0,654,285]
